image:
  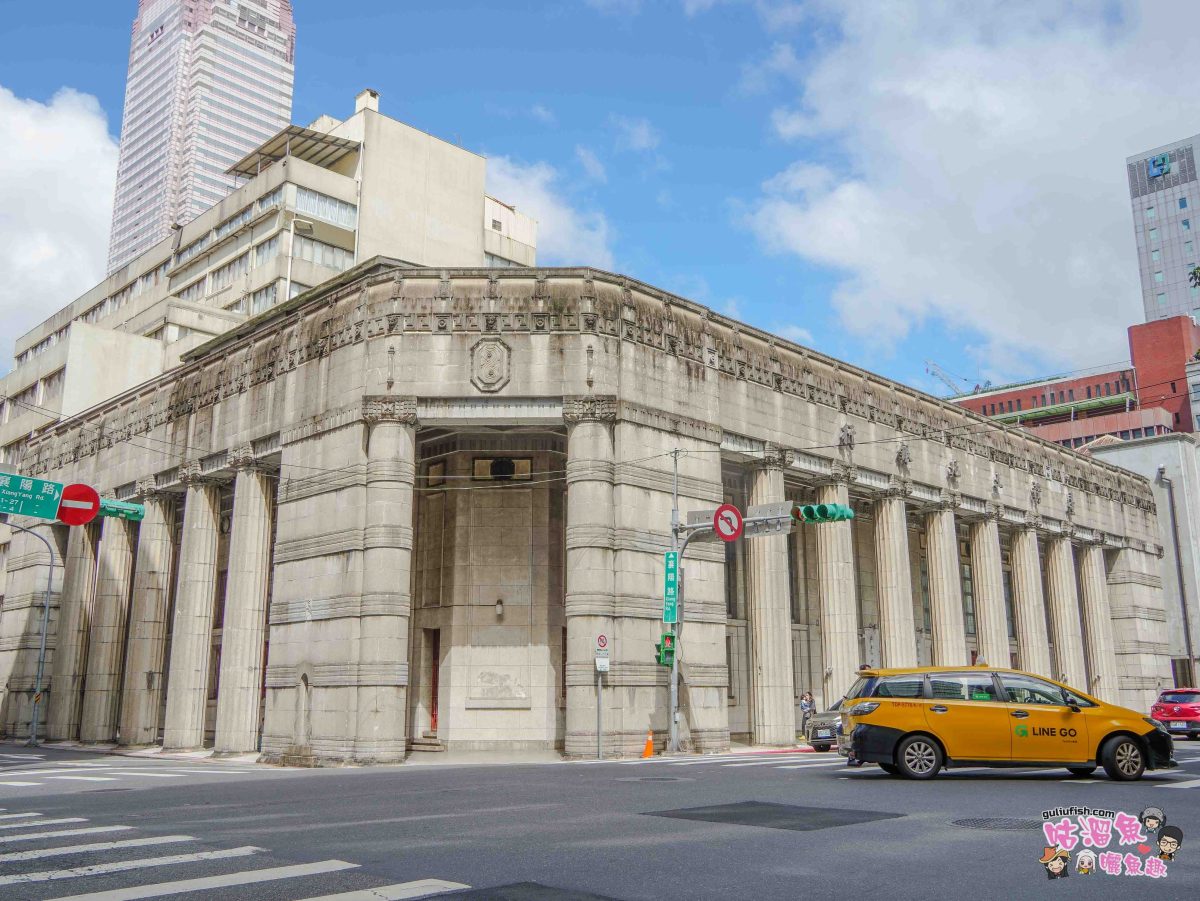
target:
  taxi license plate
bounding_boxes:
[1170,721,1187,729]
[816,729,832,738]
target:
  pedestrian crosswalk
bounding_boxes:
[0,805,472,900]
[0,759,264,790]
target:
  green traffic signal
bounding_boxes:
[791,503,855,524]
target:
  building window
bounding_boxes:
[1182,197,1189,210]
[1175,412,1181,425]
[1171,381,1177,393]
[1149,227,1160,242]
[1146,206,1156,219]
[1184,219,1191,231]
[1120,430,1131,439]
[1155,271,1165,283]
[1192,285,1200,298]
[294,187,358,229]
[1086,386,1092,399]
[1131,428,1142,438]
[1016,399,1022,411]
[293,234,354,272]
[491,219,502,231]
[1068,389,1074,401]
[1188,241,1195,255]
[1007,400,1013,412]
[1104,383,1111,396]
[1158,293,1167,305]
[989,403,995,415]
[1152,249,1161,262]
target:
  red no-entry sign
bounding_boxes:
[57,483,100,526]
[713,503,744,542]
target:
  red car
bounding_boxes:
[1152,688,1200,740]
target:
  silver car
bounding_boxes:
[805,698,842,752]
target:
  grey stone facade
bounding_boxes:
[0,262,1174,760]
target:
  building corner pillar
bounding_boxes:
[1079,542,1120,703]
[118,484,176,746]
[161,464,222,751]
[969,510,1010,669]
[563,395,617,758]
[214,447,276,756]
[353,398,417,763]
[79,515,136,743]
[816,464,860,704]
[46,524,98,741]
[925,495,967,666]
[874,481,916,668]
[745,445,796,746]
[1046,535,1088,690]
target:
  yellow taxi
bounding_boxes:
[837,666,1176,781]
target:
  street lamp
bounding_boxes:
[1,516,54,746]
[283,215,314,306]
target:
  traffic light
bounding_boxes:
[791,503,855,524]
[99,499,145,522]
[655,631,676,667]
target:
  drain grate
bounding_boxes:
[951,817,1044,831]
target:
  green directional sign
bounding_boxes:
[663,551,679,624]
[99,499,146,522]
[0,473,64,520]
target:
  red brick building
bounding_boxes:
[953,316,1200,448]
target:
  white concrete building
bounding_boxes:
[108,0,297,275]
[0,265,1172,760]
[1090,433,1200,686]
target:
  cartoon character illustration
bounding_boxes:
[1075,850,1096,875]
[1139,806,1166,836]
[1039,846,1070,879]
[1157,825,1183,861]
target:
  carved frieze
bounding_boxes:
[563,394,618,423]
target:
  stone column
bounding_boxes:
[161,465,221,750]
[925,499,967,666]
[1046,536,1088,690]
[969,511,1010,668]
[214,447,276,755]
[352,399,417,763]
[816,468,860,703]
[79,516,136,742]
[46,524,98,741]
[118,484,176,745]
[745,447,795,745]
[563,396,617,758]
[1079,542,1120,703]
[874,483,916,668]
[1106,546,1171,710]
[1011,527,1052,677]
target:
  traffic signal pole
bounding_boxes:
[669,449,681,754]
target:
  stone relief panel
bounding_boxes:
[470,337,511,393]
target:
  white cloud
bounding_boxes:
[775,324,814,345]
[584,0,643,14]
[530,104,555,124]
[740,42,804,93]
[487,156,615,269]
[744,0,1197,377]
[575,145,607,182]
[610,114,662,152]
[0,86,117,373]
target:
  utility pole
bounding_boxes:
[669,448,681,754]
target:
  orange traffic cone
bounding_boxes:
[641,728,655,758]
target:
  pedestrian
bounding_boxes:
[800,691,814,734]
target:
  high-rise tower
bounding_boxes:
[106,0,295,275]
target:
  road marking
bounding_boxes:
[295,879,473,901]
[0,845,263,887]
[0,769,113,777]
[1058,779,1102,784]
[0,754,43,760]
[0,817,86,830]
[0,782,40,787]
[46,858,360,900]
[146,768,259,775]
[0,812,41,820]
[773,761,857,770]
[47,776,117,782]
[53,762,113,768]
[0,835,195,863]
[1157,777,1200,789]
[107,772,186,779]
[0,826,133,845]
[722,756,836,768]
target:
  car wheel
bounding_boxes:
[1066,766,1097,777]
[879,762,901,776]
[1100,735,1145,781]
[895,735,942,780]
[812,743,831,753]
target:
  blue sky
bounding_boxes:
[1,1,1194,393]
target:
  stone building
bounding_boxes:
[0,263,1173,760]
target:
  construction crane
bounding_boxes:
[924,360,969,396]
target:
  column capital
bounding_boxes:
[228,443,261,471]
[817,460,858,486]
[134,477,165,500]
[881,476,912,499]
[563,394,618,423]
[930,490,961,512]
[753,443,794,471]
[179,461,221,488]
[362,395,418,426]
[981,501,1004,521]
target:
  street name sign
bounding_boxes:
[663,551,679,623]
[0,474,63,520]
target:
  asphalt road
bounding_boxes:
[0,741,1197,900]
